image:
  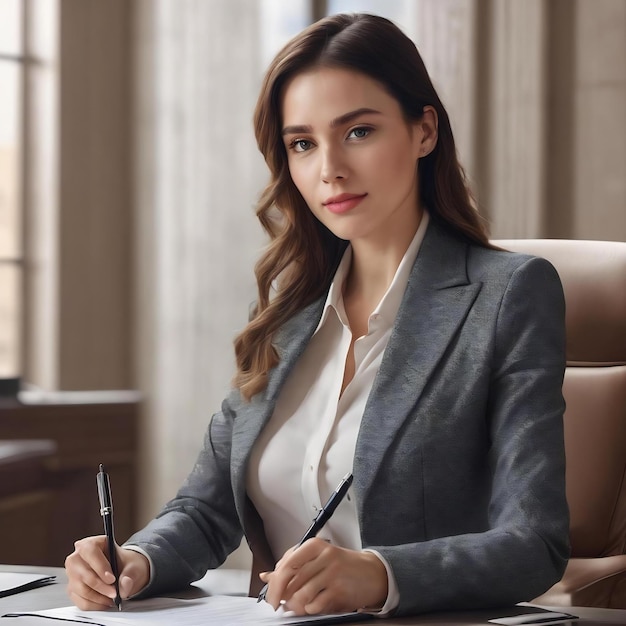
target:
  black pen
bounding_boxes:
[97,464,122,611]
[257,471,354,603]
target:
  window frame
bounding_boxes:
[0,0,26,379]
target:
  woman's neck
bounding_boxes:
[344,208,423,306]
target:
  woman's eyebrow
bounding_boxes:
[330,107,382,129]
[282,107,382,136]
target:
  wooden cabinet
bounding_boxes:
[0,393,139,567]
[0,439,57,566]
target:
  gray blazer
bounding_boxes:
[127,219,569,616]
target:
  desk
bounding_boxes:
[2,565,626,625]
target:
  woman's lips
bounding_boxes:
[322,193,368,214]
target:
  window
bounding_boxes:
[0,0,23,378]
[325,0,416,37]
[260,0,312,68]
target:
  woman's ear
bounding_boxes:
[415,105,438,158]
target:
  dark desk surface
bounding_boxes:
[1,564,625,625]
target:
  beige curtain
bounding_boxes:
[134,0,266,521]
[413,0,626,241]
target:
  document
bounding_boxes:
[2,595,372,625]
[488,611,578,625]
[0,572,56,598]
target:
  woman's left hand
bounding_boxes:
[259,538,388,615]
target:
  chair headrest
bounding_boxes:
[492,239,626,365]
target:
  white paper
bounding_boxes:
[6,596,367,626]
[488,611,578,625]
[0,572,56,596]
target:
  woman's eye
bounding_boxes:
[290,139,313,153]
[348,127,371,139]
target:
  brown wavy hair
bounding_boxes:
[233,13,491,400]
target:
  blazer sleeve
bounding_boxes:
[123,392,244,596]
[373,256,570,615]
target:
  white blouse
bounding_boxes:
[246,212,429,613]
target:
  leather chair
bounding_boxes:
[493,238,626,609]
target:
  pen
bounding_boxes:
[257,471,354,603]
[97,464,122,611]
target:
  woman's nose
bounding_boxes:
[320,146,347,182]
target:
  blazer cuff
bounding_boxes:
[123,544,155,598]
[361,549,400,616]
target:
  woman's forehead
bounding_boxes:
[280,67,400,128]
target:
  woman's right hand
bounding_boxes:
[65,536,150,610]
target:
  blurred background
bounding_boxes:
[0,0,624,568]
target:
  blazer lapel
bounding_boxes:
[230,296,326,524]
[354,220,482,506]
[229,221,482,536]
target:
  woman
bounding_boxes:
[65,13,569,617]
